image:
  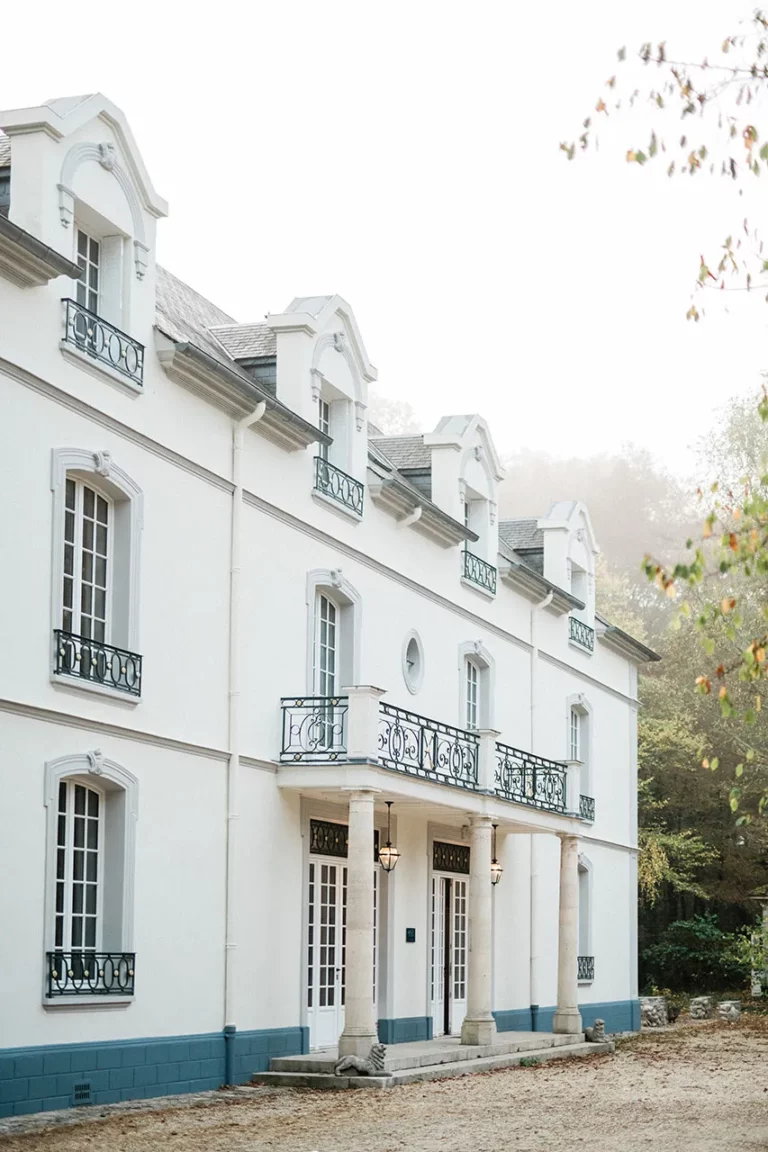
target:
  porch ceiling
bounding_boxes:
[277,761,583,835]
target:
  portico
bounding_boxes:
[281,685,587,1053]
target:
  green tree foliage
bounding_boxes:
[642,914,749,993]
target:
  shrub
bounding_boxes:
[641,913,749,992]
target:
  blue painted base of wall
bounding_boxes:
[0,1026,308,1119]
[378,1016,433,1044]
[495,999,640,1036]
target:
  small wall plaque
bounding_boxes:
[405,927,416,943]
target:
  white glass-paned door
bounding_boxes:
[466,660,479,731]
[307,856,378,1050]
[431,874,468,1036]
[62,478,110,642]
[314,594,337,697]
[54,780,102,976]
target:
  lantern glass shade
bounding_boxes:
[379,843,401,872]
[490,859,503,885]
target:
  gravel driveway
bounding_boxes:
[2,1021,767,1151]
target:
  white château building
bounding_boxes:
[0,93,657,1115]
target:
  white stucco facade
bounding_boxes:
[0,93,655,1113]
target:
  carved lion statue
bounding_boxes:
[334,1043,387,1076]
[584,1018,605,1043]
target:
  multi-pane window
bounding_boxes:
[466,659,479,731]
[570,707,581,762]
[453,878,467,1001]
[315,594,337,696]
[76,229,100,314]
[318,398,331,462]
[62,478,110,643]
[54,780,101,955]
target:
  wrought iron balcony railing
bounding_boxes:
[46,951,135,997]
[53,630,143,697]
[62,298,144,386]
[577,955,595,982]
[579,794,596,822]
[569,616,595,652]
[280,696,348,761]
[314,456,364,516]
[378,702,479,790]
[462,549,497,595]
[495,743,567,813]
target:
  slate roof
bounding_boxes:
[370,434,431,471]
[155,265,240,364]
[210,322,277,360]
[0,133,10,166]
[498,518,543,552]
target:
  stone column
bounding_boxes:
[461,815,497,1046]
[553,834,582,1035]
[338,789,379,1057]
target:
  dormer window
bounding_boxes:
[461,489,497,597]
[76,229,100,315]
[312,389,364,519]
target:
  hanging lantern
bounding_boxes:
[379,801,401,873]
[491,823,503,886]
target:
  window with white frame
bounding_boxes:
[62,477,111,644]
[314,593,338,696]
[570,707,580,762]
[51,450,143,698]
[578,860,592,975]
[45,753,138,999]
[466,659,480,731]
[55,779,102,955]
[318,398,331,462]
[76,228,100,315]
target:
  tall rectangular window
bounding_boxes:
[55,780,101,956]
[76,229,100,314]
[570,708,580,761]
[318,398,331,462]
[315,594,338,697]
[62,478,110,643]
[466,660,479,731]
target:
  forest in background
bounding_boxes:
[370,388,768,992]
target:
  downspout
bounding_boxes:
[224,401,266,1086]
[529,590,553,1030]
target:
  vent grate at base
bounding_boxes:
[73,1081,91,1106]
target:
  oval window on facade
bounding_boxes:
[402,631,425,694]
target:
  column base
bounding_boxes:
[338,1030,379,1058]
[460,1015,497,1046]
[552,1007,583,1035]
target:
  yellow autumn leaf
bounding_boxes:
[703,521,712,538]
[757,648,766,663]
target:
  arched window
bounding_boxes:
[306,570,362,693]
[578,855,593,981]
[51,449,143,699]
[44,752,138,1000]
[314,593,339,696]
[465,659,480,730]
[567,694,592,797]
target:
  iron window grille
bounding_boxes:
[579,794,596,822]
[378,702,479,790]
[309,819,379,860]
[569,616,595,652]
[432,840,471,875]
[577,955,595,981]
[462,549,497,595]
[54,629,142,696]
[280,696,348,761]
[313,456,364,516]
[62,298,144,386]
[495,743,567,813]
[46,951,135,997]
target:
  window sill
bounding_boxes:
[50,672,141,707]
[43,995,133,1010]
[577,979,594,987]
[460,576,496,600]
[311,488,363,523]
[60,341,143,398]
[568,639,594,657]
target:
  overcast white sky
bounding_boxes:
[3,1,766,470]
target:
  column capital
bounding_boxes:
[465,813,495,828]
[341,786,381,798]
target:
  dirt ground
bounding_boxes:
[2,1020,768,1152]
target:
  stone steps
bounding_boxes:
[254,1039,613,1090]
[269,1032,580,1075]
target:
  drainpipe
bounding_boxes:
[529,590,553,1030]
[224,401,266,1086]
